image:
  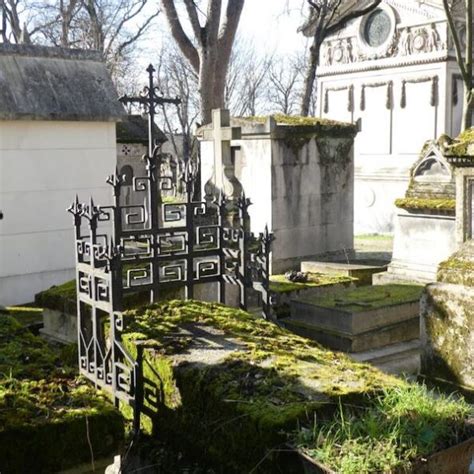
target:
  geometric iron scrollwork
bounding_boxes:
[68,64,273,428]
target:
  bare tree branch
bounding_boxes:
[161,0,200,72]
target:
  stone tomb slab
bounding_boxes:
[300,261,387,285]
[285,284,422,352]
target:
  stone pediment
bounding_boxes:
[405,140,456,199]
[412,142,452,183]
[317,0,451,75]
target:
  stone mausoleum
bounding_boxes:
[419,129,474,390]
[375,137,457,284]
[199,110,357,274]
[310,0,471,234]
[0,44,124,305]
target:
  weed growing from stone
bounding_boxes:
[296,383,473,474]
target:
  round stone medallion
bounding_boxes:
[364,9,392,47]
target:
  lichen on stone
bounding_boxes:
[394,197,456,213]
[297,284,423,313]
[270,272,354,294]
[444,127,474,157]
[0,313,124,472]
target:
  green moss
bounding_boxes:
[297,383,473,474]
[116,300,472,471]
[4,306,43,327]
[241,114,357,137]
[36,279,182,314]
[0,315,69,380]
[270,273,354,294]
[298,284,423,313]
[119,300,400,471]
[35,280,77,314]
[0,314,124,472]
[445,127,474,157]
[437,257,474,287]
[0,377,124,473]
[394,197,456,212]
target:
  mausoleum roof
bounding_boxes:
[116,115,167,144]
[197,113,357,139]
[0,44,125,122]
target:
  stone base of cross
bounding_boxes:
[202,109,243,202]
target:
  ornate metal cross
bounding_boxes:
[119,64,181,157]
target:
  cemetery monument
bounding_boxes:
[0,43,124,305]
[199,111,358,274]
[310,0,471,234]
[420,128,474,390]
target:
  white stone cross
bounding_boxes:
[202,109,242,200]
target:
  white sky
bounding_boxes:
[141,0,308,64]
[237,0,307,54]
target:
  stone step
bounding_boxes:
[351,339,421,375]
[285,284,422,353]
[300,261,387,285]
[281,317,420,353]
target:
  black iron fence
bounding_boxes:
[68,65,273,422]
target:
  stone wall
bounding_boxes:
[200,117,357,274]
[421,283,474,390]
[0,121,116,305]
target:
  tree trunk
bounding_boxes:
[300,35,322,116]
[462,89,473,130]
[199,49,218,124]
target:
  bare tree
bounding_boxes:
[160,0,245,123]
[155,45,200,166]
[299,0,382,116]
[1,0,159,91]
[225,38,272,117]
[267,53,305,115]
[0,0,31,42]
[443,0,473,130]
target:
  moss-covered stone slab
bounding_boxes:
[120,300,398,472]
[0,378,124,473]
[421,283,474,390]
[300,261,386,286]
[437,240,474,287]
[285,285,422,353]
[269,273,355,319]
[0,314,124,473]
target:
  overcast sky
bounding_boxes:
[141,0,308,62]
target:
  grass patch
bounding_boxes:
[3,306,43,327]
[297,383,473,474]
[269,273,354,294]
[297,284,423,313]
[354,234,393,241]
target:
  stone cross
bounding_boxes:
[202,109,243,200]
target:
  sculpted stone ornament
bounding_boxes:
[323,41,333,66]
[398,27,413,56]
[342,38,354,63]
[427,23,442,52]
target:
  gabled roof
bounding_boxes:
[0,44,125,122]
[116,115,167,144]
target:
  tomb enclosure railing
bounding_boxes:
[67,65,274,425]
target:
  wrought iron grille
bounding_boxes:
[68,64,274,421]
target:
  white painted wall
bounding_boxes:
[0,121,116,305]
[319,60,457,234]
[201,129,354,274]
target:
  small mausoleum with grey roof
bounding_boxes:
[0,43,125,305]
